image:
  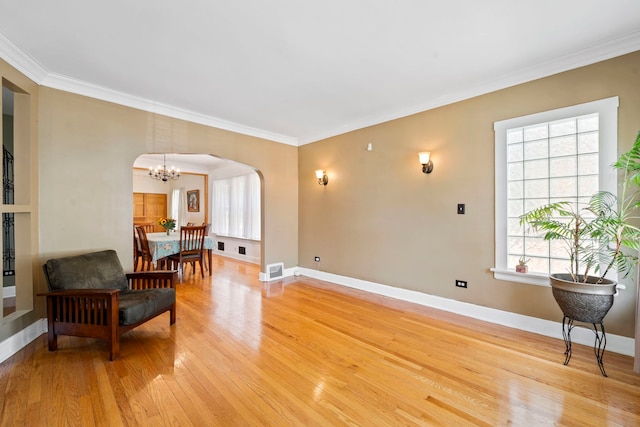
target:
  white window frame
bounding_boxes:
[492,97,619,286]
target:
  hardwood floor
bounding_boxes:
[1,256,639,426]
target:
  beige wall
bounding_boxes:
[299,51,640,337]
[38,87,298,270]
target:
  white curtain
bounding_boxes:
[212,173,260,240]
[172,188,188,227]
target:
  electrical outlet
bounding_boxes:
[455,280,467,288]
[314,256,320,262]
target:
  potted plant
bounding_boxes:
[158,217,176,235]
[520,132,640,324]
[516,256,530,273]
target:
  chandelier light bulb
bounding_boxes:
[148,154,180,182]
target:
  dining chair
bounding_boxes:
[201,223,212,272]
[133,226,141,269]
[167,225,207,282]
[134,225,156,271]
[139,223,155,233]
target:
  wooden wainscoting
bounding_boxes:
[1,256,639,426]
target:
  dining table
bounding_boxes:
[146,231,216,275]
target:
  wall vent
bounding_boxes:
[217,242,225,251]
[238,246,246,255]
[265,262,284,281]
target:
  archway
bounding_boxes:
[132,153,263,268]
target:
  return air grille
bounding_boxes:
[265,262,284,280]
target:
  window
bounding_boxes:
[493,97,618,286]
[171,188,183,226]
[212,172,261,240]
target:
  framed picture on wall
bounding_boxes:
[187,189,200,212]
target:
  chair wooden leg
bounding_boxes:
[109,337,120,361]
[46,298,58,351]
[170,304,176,325]
[47,328,58,352]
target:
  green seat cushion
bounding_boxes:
[119,288,176,326]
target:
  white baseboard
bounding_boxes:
[298,268,635,357]
[215,251,260,265]
[0,318,47,364]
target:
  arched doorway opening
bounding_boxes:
[132,153,263,268]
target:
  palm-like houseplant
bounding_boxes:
[520,132,640,324]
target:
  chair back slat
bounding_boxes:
[179,225,207,254]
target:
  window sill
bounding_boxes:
[491,268,627,292]
[490,268,550,287]
[214,234,261,243]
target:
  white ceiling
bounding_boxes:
[1,1,640,145]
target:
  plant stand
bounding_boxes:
[561,316,607,377]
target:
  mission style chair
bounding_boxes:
[40,249,178,360]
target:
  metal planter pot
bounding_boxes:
[550,273,616,323]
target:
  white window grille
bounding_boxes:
[493,97,618,286]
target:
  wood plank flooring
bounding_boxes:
[1,256,639,426]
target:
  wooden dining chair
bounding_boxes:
[133,223,156,269]
[167,225,207,282]
[134,225,156,271]
[139,223,155,233]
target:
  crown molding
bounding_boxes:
[298,31,640,145]
[0,30,298,146]
[2,29,639,147]
[0,32,48,83]
[40,73,299,146]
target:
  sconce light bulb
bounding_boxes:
[315,170,328,185]
[418,152,433,174]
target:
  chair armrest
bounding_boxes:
[126,270,178,290]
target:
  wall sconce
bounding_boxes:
[315,170,328,185]
[418,152,433,174]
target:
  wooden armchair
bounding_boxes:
[40,250,178,360]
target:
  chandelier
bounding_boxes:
[148,154,180,182]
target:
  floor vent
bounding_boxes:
[265,262,284,280]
